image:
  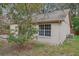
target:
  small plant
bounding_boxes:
[8,34,26,46]
[8,34,27,51]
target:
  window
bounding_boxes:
[39,24,51,36]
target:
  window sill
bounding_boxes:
[38,35,51,39]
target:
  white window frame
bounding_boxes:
[39,24,51,36]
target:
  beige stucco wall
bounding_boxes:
[34,14,71,45]
[34,23,61,45]
[59,14,71,44]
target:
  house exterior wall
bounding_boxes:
[34,14,71,45]
[64,13,71,35]
[59,14,71,44]
[34,23,61,45]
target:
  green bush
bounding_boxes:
[72,17,79,32]
[8,27,37,46]
[73,35,79,41]
[8,34,28,46]
[8,21,37,46]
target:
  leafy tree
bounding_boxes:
[0,3,43,46]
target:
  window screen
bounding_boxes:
[39,24,51,36]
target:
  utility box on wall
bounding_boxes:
[10,24,19,37]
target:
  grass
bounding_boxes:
[0,36,79,55]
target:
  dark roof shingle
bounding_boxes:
[32,9,70,23]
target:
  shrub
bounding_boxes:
[8,34,28,46]
[8,20,37,45]
[72,17,79,32]
[8,26,37,47]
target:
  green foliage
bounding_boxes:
[8,34,26,45]
[72,17,79,32]
[73,35,79,41]
[2,4,41,46]
[8,25,37,46]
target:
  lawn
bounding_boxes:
[0,36,79,56]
